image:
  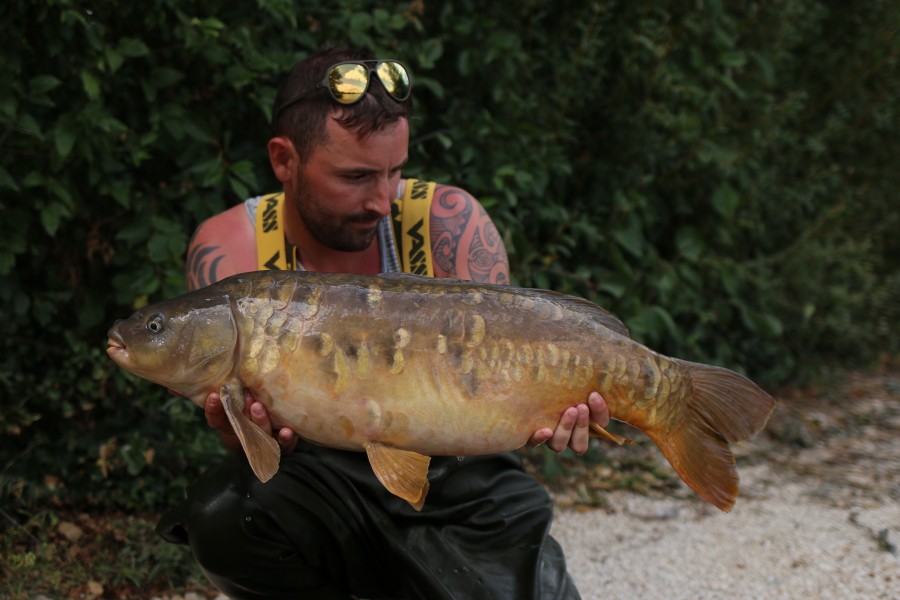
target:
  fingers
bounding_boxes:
[249,400,299,453]
[249,400,271,429]
[527,428,554,447]
[547,405,587,453]
[588,391,610,427]
[538,391,610,455]
[569,403,591,454]
[277,427,299,454]
[204,392,229,430]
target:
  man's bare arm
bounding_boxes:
[429,185,510,284]
[185,238,226,291]
[184,204,258,290]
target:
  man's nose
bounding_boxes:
[365,177,394,217]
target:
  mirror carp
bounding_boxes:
[107,271,774,511]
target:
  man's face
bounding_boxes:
[294,116,409,252]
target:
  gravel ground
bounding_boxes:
[552,368,900,600]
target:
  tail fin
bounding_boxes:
[645,360,775,512]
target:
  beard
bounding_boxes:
[293,182,382,253]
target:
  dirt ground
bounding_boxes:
[552,361,900,599]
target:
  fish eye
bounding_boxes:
[146,313,165,333]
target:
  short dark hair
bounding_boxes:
[271,48,413,163]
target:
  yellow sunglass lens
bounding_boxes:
[329,64,369,104]
[376,62,410,98]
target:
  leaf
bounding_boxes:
[0,166,20,192]
[23,171,45,188]
[104,180,131,208]
[718,74,745,99]
[228,177,250,198]
[712,184,740,218]
[16,114,42,139]
[149,67,184,90]
[720,269,740,296]
[81,70,101,100]
[629,305,679,345]
[612,219,644,258]
[54,117,78,160]
[81,70,100,100]
[116,217,151,245]
[350,13,373,31]
[599,273,629,299]
[29,75,62,95]
[118,37,150,58]
[720,51,747,69]
[192,16,226,35]
[182,121,214,144]
[46,179,74,207]
[105,47,125,73]
[751,51,775,84]
[41,202,70,236]
[676,227,705,261]
[0,95,16,119]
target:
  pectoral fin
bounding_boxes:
[364,442,431,511]
[220,384,281,483]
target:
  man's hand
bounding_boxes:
[204,391,299,455]
[527,391,609,455]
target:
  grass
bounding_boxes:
[0,508,216,599]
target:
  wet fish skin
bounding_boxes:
[107,270,775,512]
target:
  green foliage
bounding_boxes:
[2,0,897,511]
[411,0,899,382]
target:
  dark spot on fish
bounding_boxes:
[460,371,479,398]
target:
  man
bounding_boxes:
[159,47,609,599]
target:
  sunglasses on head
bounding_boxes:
[274,59,412,121]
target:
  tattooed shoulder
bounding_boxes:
[186,239,226,290]
[429,186,509,284]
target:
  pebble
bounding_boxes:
[57,521,84,543]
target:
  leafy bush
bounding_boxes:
[2,0,897,511]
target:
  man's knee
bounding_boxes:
[158,458,342,597]
[158,458,257,570]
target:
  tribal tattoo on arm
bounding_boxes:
[185,239,226,291]
[430,186,510,285]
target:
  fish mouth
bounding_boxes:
[106,337,129,363]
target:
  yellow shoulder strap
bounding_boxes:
[394,178,436,276]
[257,184,435,274]
[255,192,295,271]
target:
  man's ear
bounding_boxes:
[268,136,297,183]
